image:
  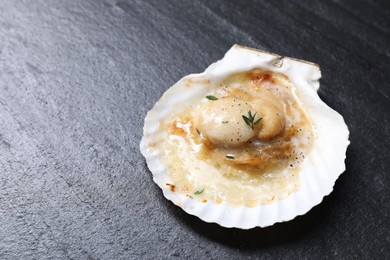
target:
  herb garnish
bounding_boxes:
[226,154,235,159]
[206,95,218,101]
[242,110,262,129]
[222,121,228,123]
[194,189,204,195]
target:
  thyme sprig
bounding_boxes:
[194,189,204,195]
[206,95,218,101]
[242,110,262,129]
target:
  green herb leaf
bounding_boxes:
[194,189,204,195]
[254,117,262,126]
[222,121,229,123]
[206,95,218,101]
[242,110,261,129]
[242,115,251,126]
[226,154,235,159]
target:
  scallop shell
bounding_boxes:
[140,45,350,229]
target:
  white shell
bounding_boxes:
[140,45,350,229]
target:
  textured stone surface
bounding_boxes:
[0,0,389,259]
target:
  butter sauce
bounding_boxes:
[156,69,314,207]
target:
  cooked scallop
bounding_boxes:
[140,45,349,229]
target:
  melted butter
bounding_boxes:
[155,69,314,207]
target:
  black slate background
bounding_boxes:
[1,0,389,259]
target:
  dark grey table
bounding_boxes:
[1,0,389,259]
